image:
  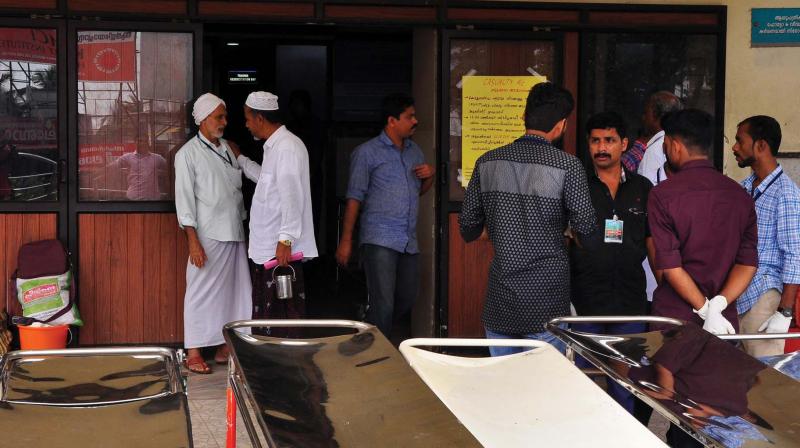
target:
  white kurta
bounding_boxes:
[237,125,318,264]
[638,131,667,303]
[636,131,666,185]
[175,134,247,241]
[174,133,252,347]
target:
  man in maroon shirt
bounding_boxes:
[648,109,758,335]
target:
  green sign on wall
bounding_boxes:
[752,8,800,46]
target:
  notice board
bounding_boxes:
[461,75,546,187]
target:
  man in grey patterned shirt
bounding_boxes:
[459,82,599,356]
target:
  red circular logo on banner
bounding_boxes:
[93,48,122,75]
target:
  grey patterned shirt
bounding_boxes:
[459,135,598,334]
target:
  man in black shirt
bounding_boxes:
[570,111,654,413]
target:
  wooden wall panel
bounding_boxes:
[198,1,314,19]
[447,213,493,337]
[68,0,186,15]
[447,8,579,24]
[0,214,58,318]
[0,0,55,9]
[78,213,187,345]
[587,11,718,27]
[563,31,579,156]
[325,5,436,21]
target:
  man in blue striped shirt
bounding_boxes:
[734,115,800,356]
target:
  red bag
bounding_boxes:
[16,239,69,278]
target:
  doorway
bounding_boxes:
[204,26,414,333]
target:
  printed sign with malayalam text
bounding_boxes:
[752,8,800,46]
[461,75,546,187]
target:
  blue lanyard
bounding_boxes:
[197,135,232,167]
[752,170,783,202]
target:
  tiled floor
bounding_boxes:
[187,366,253,448]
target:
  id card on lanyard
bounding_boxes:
[604,214,623,244]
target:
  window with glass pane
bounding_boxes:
[77,31,192,201]
[448,39,555,202]
[0,28,58,201]
[581,33,717,161]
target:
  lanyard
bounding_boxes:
[752,170,783,202]
[197,135,232,167]
[656,168,662,185]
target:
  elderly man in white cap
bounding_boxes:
[174,93,252,374]
[229,91,317,336]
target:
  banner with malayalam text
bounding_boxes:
[0,28,56,64]
[77,31,136,82]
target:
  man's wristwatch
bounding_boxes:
[279,239,292,247]
[778,306,795,318]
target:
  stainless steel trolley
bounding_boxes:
[0,346,192,447]
[547,316,800,448]
[222,319,480,448]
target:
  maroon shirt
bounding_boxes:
[648,159,758,330]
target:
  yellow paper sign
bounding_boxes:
[461,75,547,187]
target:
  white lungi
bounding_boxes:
[184,236,252,348]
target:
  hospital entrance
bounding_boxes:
[205,25,420,339]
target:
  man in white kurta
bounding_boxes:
[174,93,251,373]
[229,91,317,336]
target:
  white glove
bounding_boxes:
[758,311,792,334]
[693,299,710,320]
[702,295,735,335]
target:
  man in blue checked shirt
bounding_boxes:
[734,115,800,357]
[336,93,435,337]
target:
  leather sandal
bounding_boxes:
[185,356,212,374]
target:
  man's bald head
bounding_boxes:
[643,91,682,136]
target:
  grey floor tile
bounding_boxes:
[188,367,253,448]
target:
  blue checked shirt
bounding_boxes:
[737,165,800,314]
[346,132,425,254]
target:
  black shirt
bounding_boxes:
[460,135,599,334]
[570,167,652,316]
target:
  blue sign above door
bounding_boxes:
[752,8,800,46]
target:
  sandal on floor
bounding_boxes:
[185,356,212,374]
[214,347,230,364]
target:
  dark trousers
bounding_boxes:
[667,424,703,448]
[250,260,306,338]
[361,244,419,336]
[572,322,647,414]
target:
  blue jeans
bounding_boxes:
[362,244,419,336]
[485,325,567,357]
[572,322,647,414]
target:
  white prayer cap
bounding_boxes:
[246,91,279,111]
[192,93,226,125]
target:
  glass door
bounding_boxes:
[67,22,201,345]
[0,20,67,320]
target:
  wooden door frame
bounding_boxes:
[437,29,565,337]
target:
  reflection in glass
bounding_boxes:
[0,27,58,201]
[77,31,192,201]
[448,39,555,202]
[582,33,717,162]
